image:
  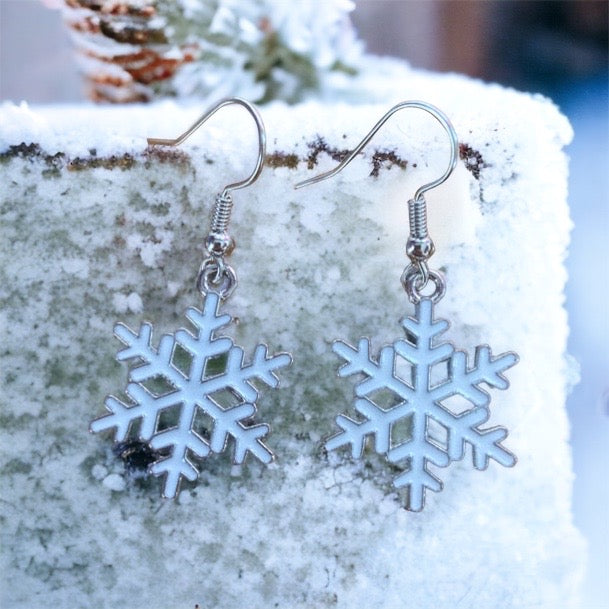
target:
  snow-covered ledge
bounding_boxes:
[0,61,584,608]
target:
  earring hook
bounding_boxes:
[147,97,266,198]
[294,100,458,201]
[147,97,266,301]
[295,100,459,305]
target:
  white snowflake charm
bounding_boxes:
[91,98,291,498]
[326,297,518,511]
[91,292,292,498]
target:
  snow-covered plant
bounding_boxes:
[56,0,363,103]
[161,0,363,102]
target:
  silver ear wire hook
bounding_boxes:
[294,100,459,304]
[147,97,267,300]
[147,97,266,198]
[294,100,457,200]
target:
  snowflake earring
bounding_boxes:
[91,98,292,499]
[296,101,518,511]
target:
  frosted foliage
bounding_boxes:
[327,298,518,511]
[90,292,291,498]
[166,0,363,102]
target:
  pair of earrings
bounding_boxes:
[91,98,518,512]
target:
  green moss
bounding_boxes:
[2,458,33,475]
[150,202,170,216]
[265,152,300,169]
[45,357,86,388]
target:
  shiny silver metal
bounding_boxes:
[401,266,446,304]
[197,258,238,301]
[406,197,435,262]
[294,100,458,201]
[206,194,235,257]
[294,100,459,299]
[147,97,267,299]
[147,97,266,199]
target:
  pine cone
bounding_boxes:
[62,0,196,102]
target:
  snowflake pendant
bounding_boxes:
[91,292,292,498]
[326,297,518,511]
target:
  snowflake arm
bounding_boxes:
[333,341,411,400]
[432,347,519,407]
[89,395,135,441]
[113,321,153,362]
[429,347,518,467]
[431,405,516,468]
[471,426,515,470]
[89,321,186,441]
[394,299,453,372]
[388,409,450,512]
[149,422,211,499]
[90,383,181,441]
[114,324,185,388]
[200,344,292,403]
[395,457,444,513]
[201,397,274,464]
[325,398,412,458]
[174,301,232,382]
[391,451,448,513]
[333,338,374,376]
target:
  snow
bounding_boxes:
[112,292,144,314]
[102,473,126,492]
[0,59,583,608]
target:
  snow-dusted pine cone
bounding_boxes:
[61,0,196,102]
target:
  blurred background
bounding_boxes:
[1,1,607,607]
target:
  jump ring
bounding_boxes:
[401,266,446,304]
[196,258,237,300]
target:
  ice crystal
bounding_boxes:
[326,298,518,511]
[91,292,291,498]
